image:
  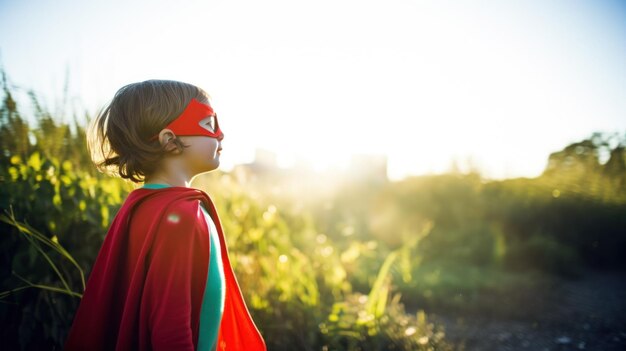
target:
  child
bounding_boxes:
[65,80,266,351]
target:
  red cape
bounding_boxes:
[65,187,266,350]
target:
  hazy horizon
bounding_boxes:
[2,0,625,181]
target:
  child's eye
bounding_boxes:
[203,116,216,132]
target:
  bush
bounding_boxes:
[0,151,132,349]
[505,232,582,277]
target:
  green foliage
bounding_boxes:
[322,294,450,351]
[0,73,133,350]
[505,231,581,276]
[542,131,626,203]
[194,174,452,350]
[315,223,447,351]
[483,176,626,270]
[1,208,85,299]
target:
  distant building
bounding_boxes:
[232,149,388,195]
[232,149,280,184]
[348,154,388,185]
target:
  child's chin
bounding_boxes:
[206,162,220,172]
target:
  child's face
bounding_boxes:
[180,118,223,176]
[155,99,225,178]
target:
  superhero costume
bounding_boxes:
[64,187,266,350]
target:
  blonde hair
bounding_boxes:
[88,80,210,182]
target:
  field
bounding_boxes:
[1,74,625,350]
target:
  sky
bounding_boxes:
[1,0,625,181]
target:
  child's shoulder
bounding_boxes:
[125,189,209,241]
[128,187,208,224]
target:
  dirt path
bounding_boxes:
[428,270,626,351]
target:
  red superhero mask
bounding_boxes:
[150,98,223,141]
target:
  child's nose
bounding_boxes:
[217,133,224,141]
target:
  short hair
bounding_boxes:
[87,79,210,183]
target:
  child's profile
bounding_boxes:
[65,80,266,351]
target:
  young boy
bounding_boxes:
[65,80,266,350]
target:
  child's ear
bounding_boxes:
[158,129,181,153]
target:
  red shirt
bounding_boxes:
[65,187,266,350]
